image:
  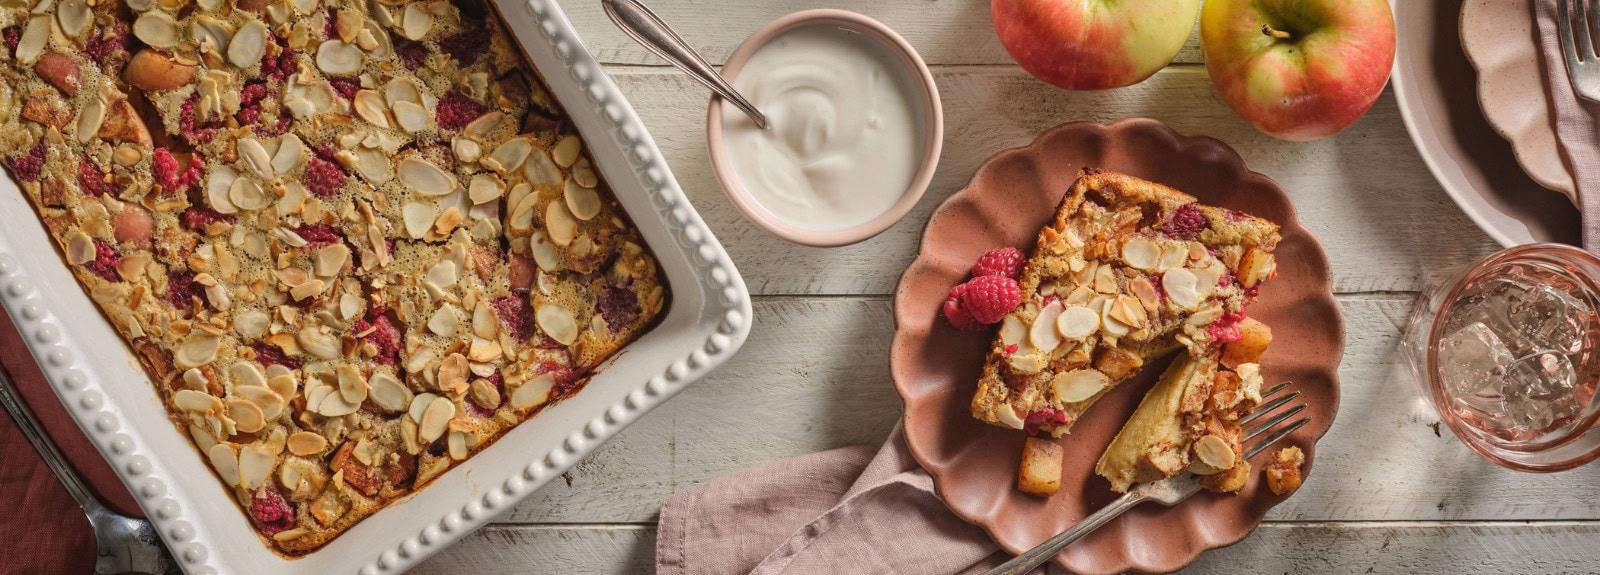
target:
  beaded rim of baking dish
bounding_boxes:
[0,0,752,572]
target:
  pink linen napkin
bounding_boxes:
[657,424,1024,575]
[1535,0,1600,252]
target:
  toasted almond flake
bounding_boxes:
[1030,300,1064,352]
[545,200,578,246]
[467,174,502,206]
[182,368,209,391]
[437,352,468,393]
[64,229,95,264]
[238,386,285,419]
[1007,350,1046,374]
[236,138,274,178]
[227,399,266,433]
[287,431,327,456]
[1100,298,1130,338]
[426,259,458,289]
[316,39,363,75]
[428,303,459,337]
[507,193,538,235]
[204,282,231,310]
[176,333,222,368]
[409,392,437,422]
[523,149,561,187]
[467,337,501,362]
[1191,434,1236,475]
[234,310,270,341]
[353,89,389,128]
[315,243,349,276]
[510,373,555,411]
[469,378,501,410]
[228,19,268,69]
[391,100,428,132]
[208,443,240,486]
[229,177,272,211]
[488,138,532,174]
[272,133,307,175]
[368,372,410,412]
[134,11,182,49]
[1121,237,1160,271]
[472,301,498,339]
[1158,243,1188,271]
[404,348,435,375]
[1056,304,1098,339]
[76,96,106,143]
[995,405,1026,430]
[207,166,241,214]
[400,4,433,40]
[290,278,325,301]
[418,396,454,442]
[336,364,368,404]
[237,445,275,488]
[298,325,340,359]
[440,429,466,460]
[1129,276,1160,311]
[1093,264,1118,294]
[56,0,90,38]
[530,232,560,271]
[1108,294,1148,330]
[398,156,455,196]
[432,206,463,237]
[316,389,360,416]
[391,202,431,241]
[383,77,423,107]
[1162,267,1201,310]
[536,303,578,345]
[999,315,1026,346]
[563,180,601,221]
[551,135,581,167]
[452,138,482,164]
[1053,369,1110,403]
[572,159,598,188]
[175,389,222,413]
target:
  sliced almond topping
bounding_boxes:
[315,39,363,75]
[133,11,182,49]
[1120,237,1160,271]
[530,232,559,271]
[467,337,501,362]
[290,278,325,301]
[400,4,433,40]
[392,101,429,132]
[469,173,505,205]
[544,200,578,246]
[425,259,458,289]
[409,392,437,423]
[437,352,469,394]
[1100,297,1131,338]
[315,388,360,417]
[353,147,393,183]
[1053,369,1110,403]
[229,177,272,211]
[297,325,340,359]
[236,137,274,178]
[432,206,463,237]
[428,303,459,337]
[237,385,285,420]
[176,333,222,368]
[1007,350,1046,374]
[488,137,532,175]
[207,166,240,214]
[1129,276,1160,311]
[536,303,578,345]
[208,443,240,487]
[14,16,46,65]
[76,96,106,143]
[272,133,307,175]
[418,395,454,442]
[335,364,369,405]
[228,19,269,69]
[1055,304,1099,339]
[1158,243,1188,271]
[510,373,555,411]
[402,201,435,239]
[524,148,561,186]
[995,405,1026,430]
[1030,301,1064,353]
[175,389,222,413]
[226,399,266,433]
[315,243,349,276]
[287,431,328,456]
[1162,267,1201,310]
[572,158,598,188]
[1108,294,1148,330]
[368,372,411,412]
[999,314,1026,346]
[398,156,455,196]
[452,137,482,164]
[447,430,468,460]
[469,378,502,410]
[1191,434,1236,474]
[472,301,498,339]
[564,180,602,221]
[551,135,581,167]
[238,445,276,489]
[64,229,95,264]
[1093,263,1118,294]
[404,348,435,375]
[384,77,424,107]
[353,90,389,128]
[56,0,91,39]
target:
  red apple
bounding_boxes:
[992,0,1202,91]
[1201,0,1396,141]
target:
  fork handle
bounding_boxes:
[983,491,1148,575]
[0,363,103,514]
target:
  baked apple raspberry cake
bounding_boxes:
[966,170,1279,438]
[0,0,666,553]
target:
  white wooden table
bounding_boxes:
[416,3,1600,572]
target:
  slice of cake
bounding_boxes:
[969,169,1279,437]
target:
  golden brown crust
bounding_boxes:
[0,0,665,554]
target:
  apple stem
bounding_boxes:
[1261,24,1292,40]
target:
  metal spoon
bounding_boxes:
[0,365,176,574]
[602,0,769,129]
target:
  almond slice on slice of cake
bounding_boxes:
[969,169,1280,437]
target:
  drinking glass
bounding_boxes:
[1402,243,1600,471]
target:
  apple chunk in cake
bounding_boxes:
[969,170,1279,437]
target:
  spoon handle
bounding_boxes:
[601,0,769,128]
[0,363,104,514]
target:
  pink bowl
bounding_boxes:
[706,10,943,247]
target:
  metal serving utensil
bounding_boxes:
[0,365,176,574]
[984,380,1310,575]
[601,0,769,128]
[1557,0,1600,103]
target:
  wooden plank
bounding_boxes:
[561,1,1206,67]
[415,522,1600,574]
[492,295,1600,525]
[605,66,1501,296]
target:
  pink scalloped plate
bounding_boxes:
[891,119,1343,574]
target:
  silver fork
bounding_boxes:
[0,365,176,574]
[1557,0,1600,103]
[984,381,1309,575]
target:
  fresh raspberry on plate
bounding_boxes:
[971,246,1024,279]
[942,283,983,331]
[957,275,1022,324]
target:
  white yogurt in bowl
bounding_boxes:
[708,11,942,246]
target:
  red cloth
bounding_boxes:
[0,310,143,574]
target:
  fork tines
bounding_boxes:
[1242,381,1309,461]
[1557,0,1600,102]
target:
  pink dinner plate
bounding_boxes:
[1460,0,1576,203]
[891,119,1344,574]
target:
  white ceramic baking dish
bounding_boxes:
[0,0,750,572]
